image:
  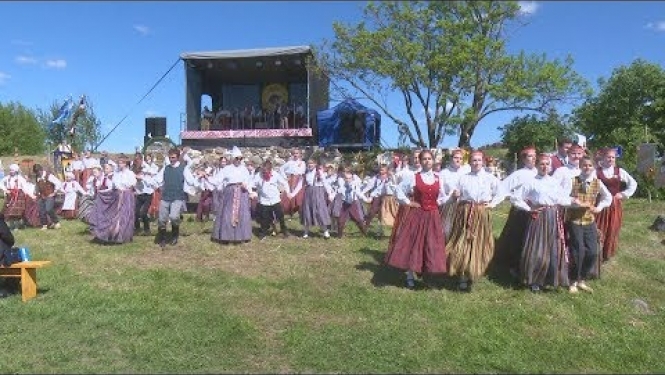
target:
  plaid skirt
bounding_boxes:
[3,190,27,219]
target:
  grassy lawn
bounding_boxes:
[0,199,663,373]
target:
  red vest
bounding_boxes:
[596,166,622,196]
[413,173,440,211]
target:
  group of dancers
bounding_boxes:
[386,138,637,293]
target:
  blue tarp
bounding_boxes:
[317,99,381,148]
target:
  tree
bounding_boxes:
[36,97,103,153]
[499,110,574,161]
[573,59,665,166]
[0,101,46,155]
[314,0,590,148]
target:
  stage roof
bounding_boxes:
[181,45,313,85]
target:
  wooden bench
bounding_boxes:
[0,261,52,302]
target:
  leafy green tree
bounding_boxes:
[0,101,46,155]
[314,0,590,148]
[573,59,665,166]
[499,110,574,162]
[36,97,103,153]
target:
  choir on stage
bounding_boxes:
[0,141,638,294]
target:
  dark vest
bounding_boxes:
[161,164,186,202]
[596,166,622,196]
[413,173,440,211]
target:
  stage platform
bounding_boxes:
[180,128,315,148]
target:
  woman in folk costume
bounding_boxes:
[494,146,539,277]
[361,164,397,234]
[512,154,580,292]
[439,149,472,241]
[79,163,103,224]
[1,164,32,230]
[566,156,613,293]
[280,148,306,219]
[80,150,100,192]
[298,158,333,239]
[384,150,451,289]
[595,147,637,262]
[446,150,504,292]
[336,170,371,238]
[208,146,254,244]
[90,158,137,244]
[58,171,87,220]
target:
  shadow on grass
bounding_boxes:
[485,235,525,291]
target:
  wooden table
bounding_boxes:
[0,261,52,302]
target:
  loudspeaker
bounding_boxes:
[145,117,167,138]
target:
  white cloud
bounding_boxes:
[645,21,665,32]
[15,55,37,65]
[518,1,539,16]
[10,39,32,46]
[0,72,11,85]
[133,24,150,36]
[45,59,67,69]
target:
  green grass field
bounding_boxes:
[0,199,663,374]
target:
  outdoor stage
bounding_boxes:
[180,127,314,148]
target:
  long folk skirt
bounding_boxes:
[78,194,95,224]
[494,206,531,269]
[595,196,623,261]
[90,190,136,244]
[520,207,569,288]
[23,196,51,227]
[447,202,495,281]
[300,185,331,227]
[380,195,399,227]
[148,188,162,219]
[3,190,27,220]
[439,198,460,241]
[384,207,447,274]
[211,184,252,242]
[281,175,305,216]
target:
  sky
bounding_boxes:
[1,1,665,153]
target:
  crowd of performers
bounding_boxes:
[0,138,637,294]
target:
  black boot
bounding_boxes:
[143,219,151,235]
[155,227,167,248]
[170,225,179,245]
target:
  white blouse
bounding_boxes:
[395,170,450,206]
[455,169,503,208]
[512,174,574,212]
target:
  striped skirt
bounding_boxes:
[439,199,460,241]
[211,184,252,242]
[78,195,94,224]
[595,196,623,261]
[380,195,399,226]
[494,206,531,267]
[300,185,331,227]
[90,190,136,244]
[520,207,569,288]
[446,202,495,281]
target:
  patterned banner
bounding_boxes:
[181,128,312,140]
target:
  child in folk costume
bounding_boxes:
[361,164,397,234]
[439,149,471,241]
[595,147,637,262]
[446,150,504,292]
[208,146,254,244]
[33,164,63,230]
[195,164,215,223]
[252,159,291,239]
[566,156,613,294]
[512,154,581,292]
[495,146,539,278]
[58,171,86,220]
[336,170,371,238]
[1,164,32,230]
[298,159,333,239]
[280,148,306,218]
[384,150,451,289]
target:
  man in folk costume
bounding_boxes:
[494,146,539,278]
[133,156,157,235]
[566,156,613,293]
[33,164,63,230]
[0,164,32,230]
[512,154,581,292]
[439,149,471,241]
[299,159,334,239]
[595,147,637,262]
[58,171,86,220]
[549,137,573,175]
[361,164,396,235]
[153,148,198,247]
[252,159,291,239]
[446,150,504,292]
[551,144,587,197]
[207,146,254,244]
[280,148,306,219]
[384,150,451,289]
[91,157,137,244]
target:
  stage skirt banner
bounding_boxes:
[181,128,312,140]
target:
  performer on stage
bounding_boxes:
[438,149,471,241]
[299,159,333,239]
[595,147,637,262]
[280,148,306,218]
[253,159,291,239]
[494,146,538,278]
[0,164,32,230]
[566,156,612,293]
[384,150,450,289]
[446,150,504,292]
[512,154,579,292]
[58,171,86,220]
[153,148,198,247]
[33,164,63,230]
[208,146,254,244]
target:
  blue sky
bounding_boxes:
[1,1,664,153]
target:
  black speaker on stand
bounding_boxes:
[145,117,167,146]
